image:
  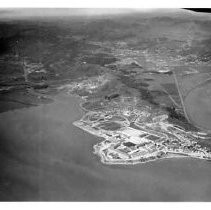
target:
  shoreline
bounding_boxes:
[73,112,211,165]
[60,79,211,166]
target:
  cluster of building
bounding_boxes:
[23,60,46,74]
[73,106,211,165]
[62,40,211,165]
[58,74,110,94]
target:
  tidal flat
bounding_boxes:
[0,93,211,201]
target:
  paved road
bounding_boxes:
[184,81,211,132]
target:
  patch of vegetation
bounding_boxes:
[161,83,179,95]
[98,121,122,131]
[105,93,120,101]
[165,106,199,132]
[83,53,117,66]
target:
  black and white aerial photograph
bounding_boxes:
[0,0,211,205]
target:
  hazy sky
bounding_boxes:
[0,8,209,20]
[0,8,188,18]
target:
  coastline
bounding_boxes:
[72,104,211,165]
[1,87,211,201]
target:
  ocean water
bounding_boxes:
[0,93,211,201]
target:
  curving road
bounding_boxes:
[184,81,211,132]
